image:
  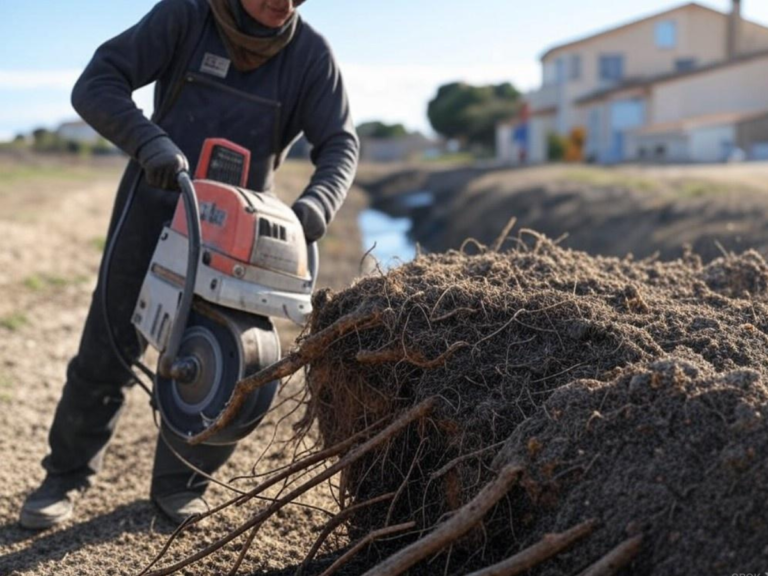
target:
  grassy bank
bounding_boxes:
[362,162,768,262]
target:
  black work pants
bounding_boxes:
[42,164,236,498]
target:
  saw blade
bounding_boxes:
[155,304,281,445]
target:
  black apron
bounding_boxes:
[157,9,282,192]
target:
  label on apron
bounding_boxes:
[200,53,231,79]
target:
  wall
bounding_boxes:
[737,113,768,158]
[741,20,768,53]
[629,132,690,162]
[651,56,768,124]
[496,124,514,163]
[689,124,736,162]
[529,114,556,163]
[629,123,739,163]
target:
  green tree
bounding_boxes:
[31,128,65,152]
[427,82,520,149]
[357,121,409,139]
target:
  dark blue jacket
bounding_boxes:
[71,0,359,223]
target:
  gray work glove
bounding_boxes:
[292,198,327,243]
[137,136,189,191]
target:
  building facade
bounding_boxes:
[500,1,768,165]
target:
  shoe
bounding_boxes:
[19,475,88,530]
[153,491,208,525]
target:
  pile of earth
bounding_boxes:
[303,233,768,575]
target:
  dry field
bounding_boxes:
[0,153,366,576]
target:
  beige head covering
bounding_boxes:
[208,0,299,72]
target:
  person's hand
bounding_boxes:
[292,198,327,243]
[137,136,189,190]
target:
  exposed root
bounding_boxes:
[464,519,599,576]
[578,536,643,576]
[318,521,417,576]
[190,306,382,445]
[356,347,405,365]
[143,398,437,576]
[138,414,395,576]
[492,217,518,252]
[361,464,522,576]
[356,341,469,369]
[298,493,397,576]
[429,441,506,481]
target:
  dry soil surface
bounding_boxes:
[0,154,366,576]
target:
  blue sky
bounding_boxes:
[1,0,767,140]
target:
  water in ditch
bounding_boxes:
[357,191,434,269]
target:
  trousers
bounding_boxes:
[42,163,236,498]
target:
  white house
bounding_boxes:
[500,1,768,164]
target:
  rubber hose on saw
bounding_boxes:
[158,171,201,379]
[100,170,201,392]
[99,169,155,395]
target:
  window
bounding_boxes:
[599,55,625,82]
[655,20,677,48]
[569,54,582,81]
[675,58,697,72]
[555,57,566,84]
[543,61,558,85]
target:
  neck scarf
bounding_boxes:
[208,0,299,72]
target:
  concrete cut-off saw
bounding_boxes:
[128,138,317,445]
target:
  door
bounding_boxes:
[607,99,645,163]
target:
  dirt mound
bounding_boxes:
[303,234,768,574]
[495,356,768,575]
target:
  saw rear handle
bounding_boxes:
[158,171,201,380]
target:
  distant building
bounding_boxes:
[500,1,768,164]
[56,120,102,145]
[359,133,440,163]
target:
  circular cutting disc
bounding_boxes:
[155,307,281,445]
[171,326,223,413]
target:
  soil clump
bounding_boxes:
[304,234,768,574]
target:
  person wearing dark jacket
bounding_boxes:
[19,0,359,529]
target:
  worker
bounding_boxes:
[19,0,359,529]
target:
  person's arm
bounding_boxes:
[71,0,198,159]
[293,50,360,242]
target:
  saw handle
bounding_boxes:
[158,171,202,379]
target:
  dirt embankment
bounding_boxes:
[0,154,366,576]
[362,163,768,262]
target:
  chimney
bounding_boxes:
[728,0,743,59]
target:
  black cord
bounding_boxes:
[99,169,157,398]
